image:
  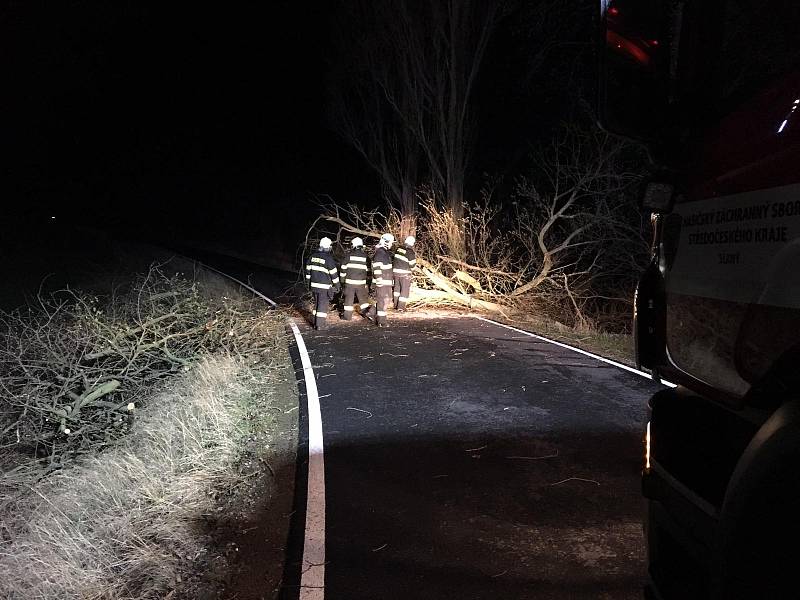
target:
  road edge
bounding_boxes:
[473,315,676,387]
[183,255,326,599]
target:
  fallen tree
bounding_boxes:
[304,124,648,329]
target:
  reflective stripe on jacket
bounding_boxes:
[372,246,393,286]
[393,245,416,275]
[305,250,339,290]
[341,247,370,285]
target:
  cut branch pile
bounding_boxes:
[0,264,279,469]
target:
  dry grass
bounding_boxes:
[0,350,283,599]
[0,263,285,467]
[0,259,297,600]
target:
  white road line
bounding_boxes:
[474,316,676,388]
[194,261,278,307]
[289,321,326,600]
[188,258,325,598]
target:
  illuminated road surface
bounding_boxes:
[288,311,662,600]
[186,251,663,600]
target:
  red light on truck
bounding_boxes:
[606,30,652,66]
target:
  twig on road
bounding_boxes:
[346,407,373,418]
[548,476,600,486]
[506,451,559,461]
[491,570,509,578]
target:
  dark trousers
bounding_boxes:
[376,286,392,325]
[342,284,371,320]
[394,276,411,310]
[312,291,330,329]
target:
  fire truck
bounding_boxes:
[598,1,800,598]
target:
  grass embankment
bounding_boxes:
[405,300,636,367]
[0,260,298,599]
[503,311,636,367]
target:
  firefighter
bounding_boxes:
[393,235,416,311]
[340,237,372,320]
[369,233,394,327]
[304,237,340,330]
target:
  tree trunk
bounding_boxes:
[447,176,464,221]
[399,172,417,239]
[399,213,416,240]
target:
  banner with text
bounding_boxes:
[667,183,800,308]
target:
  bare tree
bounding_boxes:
[511,125,641,292]
[506,122,649,327]
[329,0,502,232]
[304,122,647,326]
[395,0,501,221]
[328,3,420,236]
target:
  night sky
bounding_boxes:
[2,2,372,237]
[2,1,593,244]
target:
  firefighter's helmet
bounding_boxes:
[319,237,332,250]
[351,237,364,248]
[380,233,395,248]
[405,236,415,246]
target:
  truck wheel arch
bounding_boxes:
[712,399,800,599]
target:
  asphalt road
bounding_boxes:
[185,252,664,600]
[289,311,662,600]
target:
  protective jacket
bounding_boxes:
[371,245,393,326]
[305,250,340,291]
[305,249,339,331]
[341,246,371,320]
[392,244,416,275]
[372,246,393,288]
[341,247,369,286]
[393,243,416,311]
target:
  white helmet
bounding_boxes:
[351,237,364,248]
[319,237,332,250]
[405,236,415,246]
[379,233,395,247]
